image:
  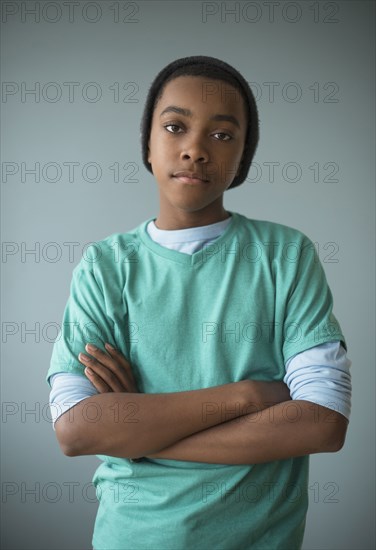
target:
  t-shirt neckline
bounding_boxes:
[137,211,240,266]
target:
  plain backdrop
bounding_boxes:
[1,1,375,549]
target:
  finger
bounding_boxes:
[79,353,126,392]
[83,343,139,393]
[85,343,138,392]
[83,344,133,390]
[105,349,139,391]
[104,343,139,392]
[84,366,113,393]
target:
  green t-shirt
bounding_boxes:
[47,211,346,550]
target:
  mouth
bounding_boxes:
[172,171,209,184]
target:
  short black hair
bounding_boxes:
[140,55,259,190]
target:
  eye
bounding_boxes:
[164,124,183,134]
[213,132,232,141]
[163,125,233,141]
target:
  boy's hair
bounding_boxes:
[140,55,259,190]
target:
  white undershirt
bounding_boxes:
[49,216,351,430]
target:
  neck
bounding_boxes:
[155,205,230,230]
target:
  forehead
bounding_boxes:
[155,75,247,119]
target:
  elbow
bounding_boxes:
[54,415,84,457]
[58,436,84,457]
[325,434,345,453]
[60,442,78,457]
[54,411,134,458]
[323,415,349,453]
[328,429,347,452]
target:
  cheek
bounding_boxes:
[150,130,168,154]
[151,136,180,165]
[227,146,244,168]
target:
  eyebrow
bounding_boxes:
[159,105,241,129]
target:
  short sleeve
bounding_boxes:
[46,262,116,387]
[282,235,347,363]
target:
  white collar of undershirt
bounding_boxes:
[147,215,232,245]
[147,215,231,254]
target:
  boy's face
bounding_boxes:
[147,75,247,228]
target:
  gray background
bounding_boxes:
[1,1,375,549]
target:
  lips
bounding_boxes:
[172,171,209,183]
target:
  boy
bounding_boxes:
[47,56,351,549]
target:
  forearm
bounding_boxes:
[55,380,251,458]
[147,400,349,464]
[56,379,289,458]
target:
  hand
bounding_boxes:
[78,342,139,393]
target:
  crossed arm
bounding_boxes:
[54,343,348,464]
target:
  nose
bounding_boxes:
[180,135,209,164]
